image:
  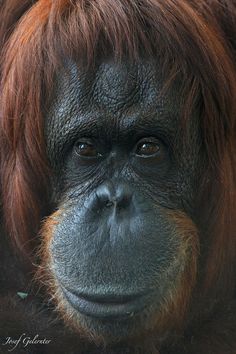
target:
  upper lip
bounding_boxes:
[61,286,148,319]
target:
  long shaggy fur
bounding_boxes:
[0,0,236,353]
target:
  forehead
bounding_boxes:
[46,60,181,140]
[48,59,180,115]
[82,60,165,113]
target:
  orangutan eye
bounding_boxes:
[136,141,160,156]
[135,138,164,159]
[74,140,101,159]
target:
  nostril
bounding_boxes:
[116,196,131,210]
[106,201,114,208]
[94,182,133,211]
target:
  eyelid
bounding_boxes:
[136,136,161,143]
[133,136,163,150]
[75,137,95,145]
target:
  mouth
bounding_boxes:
[61,286,148,319]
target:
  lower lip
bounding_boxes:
[62,287,147,319]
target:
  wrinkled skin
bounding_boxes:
[43,59,202,343]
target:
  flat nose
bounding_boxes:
[95,181,133,210]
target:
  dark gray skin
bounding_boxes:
[44,60,203,343]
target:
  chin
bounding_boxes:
[58,291,159,343]
[51,274,189,344]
